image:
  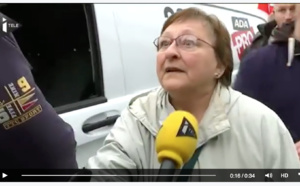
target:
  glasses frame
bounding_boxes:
[153,34,215,51]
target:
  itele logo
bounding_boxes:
[0,12,21,37]
[176,117,197,138]
[2,17,7,33]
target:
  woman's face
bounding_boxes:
[156,19,222,93]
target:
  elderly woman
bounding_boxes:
[86,7,300,181]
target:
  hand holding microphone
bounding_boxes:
[155,110,199,181]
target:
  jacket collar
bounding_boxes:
[257,20,277,38]
[272,21,300,56]
[193,83,232,146]
[159,83,243,147]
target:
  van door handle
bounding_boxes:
[82,115,120,133]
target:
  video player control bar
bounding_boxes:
[1,169,300,182]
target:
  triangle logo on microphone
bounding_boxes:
[176,117,197,138]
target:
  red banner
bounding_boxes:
[258,3,273,15]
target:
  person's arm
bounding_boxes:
[258,110,300,182]
[0,32,78,170]
[261,113,300,169]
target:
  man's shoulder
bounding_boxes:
[243,44,281,63]
[256,43,281,54]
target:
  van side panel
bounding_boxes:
[94,4,126,99]
[94,4,265,94]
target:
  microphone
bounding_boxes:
[155,110,199,181]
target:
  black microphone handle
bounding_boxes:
[156,159,177,182]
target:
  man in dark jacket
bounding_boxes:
[241,4,296,59]
[0,13,78,169]
[233,16,300,158]
[294,4,300,158]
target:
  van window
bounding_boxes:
[1,4,106,113]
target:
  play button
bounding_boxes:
[2,173,7,179]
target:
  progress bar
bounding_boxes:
[21,174,217,177]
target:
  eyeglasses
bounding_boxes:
[153,34,214,51]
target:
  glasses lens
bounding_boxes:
[158,37,172,49]
[177,35,198,48]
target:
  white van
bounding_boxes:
[1,3,267,167]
